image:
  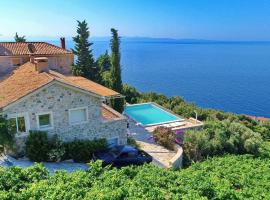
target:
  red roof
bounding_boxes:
[246,115,270,122]
[0,42,72,56]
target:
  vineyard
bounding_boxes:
[0,155,269,199]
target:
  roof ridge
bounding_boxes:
[43,71,56,81]
[0,42,45,43]
[0,42,72,55]
[42,42,72,53]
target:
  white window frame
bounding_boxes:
[36,111,54,130]
[7,112,30,135]
[68,106,88,125]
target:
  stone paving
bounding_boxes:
[128,120,177,168]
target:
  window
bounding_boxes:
[128,151,137,158]
[8,116,26,134]
[37,112,53,130]
[107,138,119,148]
[69,107,88,125]
[119,152,128,158]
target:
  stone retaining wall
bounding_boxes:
[169,146,183,169]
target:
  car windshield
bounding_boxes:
[109,147,122,158]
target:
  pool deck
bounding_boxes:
[144,117,203,132]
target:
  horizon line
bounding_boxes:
[1,36,270,43]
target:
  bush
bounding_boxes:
[47,135,65,162]
[25,131,49,162]
[258,142,270,158]
[64,139,107,162]
[153,126,176,151]
[25,131,107,163]
[26,132,65,162]
[123,84,141,104]
[0,116,16,154]
[127,136,140,149]
[254,121,270,140]
[183,120,264,165]
[182,130,209,166]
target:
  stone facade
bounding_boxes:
[0,54,73,78]
[3,83,127,154]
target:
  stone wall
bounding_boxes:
[169,146,183,169]
[3,83,127,153]
[47,55,73,74]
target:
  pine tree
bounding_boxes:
[72,20,96,80]
[14,32,26,42]
[110,28,124,113]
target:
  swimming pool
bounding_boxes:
[124,103,183,126]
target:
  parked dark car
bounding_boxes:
[93,145,152,167]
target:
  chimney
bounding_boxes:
[34,57,49,73]
[60,37,66,49]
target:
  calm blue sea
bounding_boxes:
[51,40,270,117]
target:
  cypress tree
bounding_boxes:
[110,28,124,113]
[72,20,96,80]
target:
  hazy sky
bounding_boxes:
[1,0,270,40]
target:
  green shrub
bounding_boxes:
[182,129,209,166]
[127,136,140,149]
[258,142,270,158]
[64,139,107,162]
[26,132,65,162]
[47,135,65,162]
[183,120,264,165]
[0,116,16,154]
[153,126,175,151]
[25,131,107,163]
[254,121,270,140]
[123,84,141,104]
[25,131,49,162]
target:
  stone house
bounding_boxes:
[0,57,127,154]
[0,38,73,79]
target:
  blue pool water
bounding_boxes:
[124,103,182,126]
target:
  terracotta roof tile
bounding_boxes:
[0,62,120,108]
[0,42,72,56]
[246,115,270,122]
[48,71,119,97]
[0,62,53,108]
[101,104,123,120]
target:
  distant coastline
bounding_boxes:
[2,36,270,44]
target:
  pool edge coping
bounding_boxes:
[124,102,186,127]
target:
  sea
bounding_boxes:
[50,39,270,117]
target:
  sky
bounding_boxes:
[1,0,270,41]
